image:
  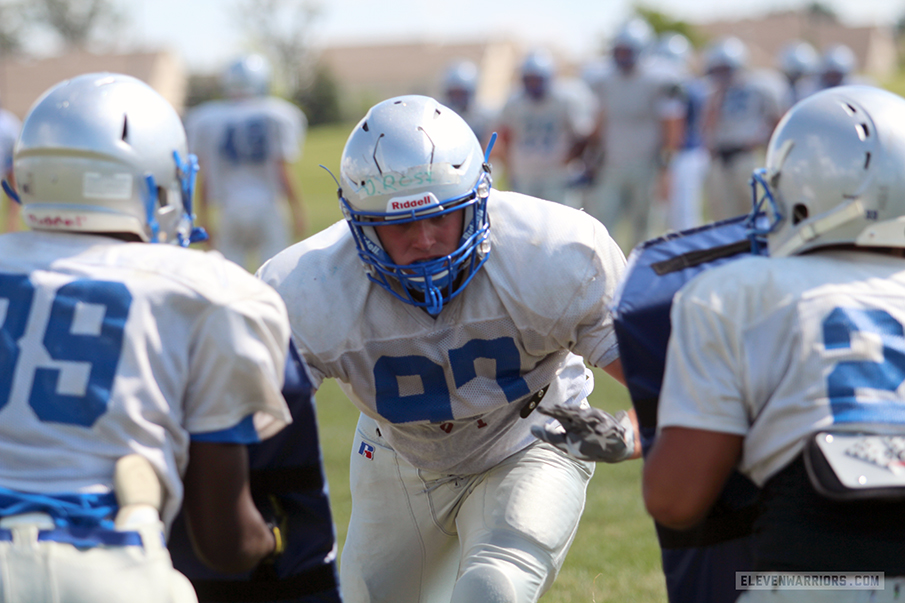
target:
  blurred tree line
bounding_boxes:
[0,0,342,126]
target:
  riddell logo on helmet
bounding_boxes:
[387,192,439,213]
[27,214,87,228]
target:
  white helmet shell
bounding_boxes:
[752,86,905,257]
[338,95,491,315]
[14,72,198,244]
[222,54,272,98]
[778,40,819,78]
[340,95,486,215]
[705,37,749,73]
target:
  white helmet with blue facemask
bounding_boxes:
[748,85,905,257]
[11,72,206,246]
[338,95,492,315]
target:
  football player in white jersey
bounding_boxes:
[642,86,905,601]
[185,54,307,271]
[586,18,685,252]
[442,59,496,148]
[702,37,783,222]
[493,49,596,205]
[0,73,294,602]
[258,95,638,603]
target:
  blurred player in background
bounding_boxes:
[817,44,858,90]
[586,18,685,252]
[185,54,307,271]
[653,31,711,233]
[702,37,782,222]
[776,39,820,111]
[494,48,596,205]
[0,100,20,232]
[645,85,905,601]
[442,59,495,147]
[258,94,637,603]
[0,72,292,602]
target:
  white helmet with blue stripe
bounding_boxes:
[338,95,492,315]
[12,73,205,246]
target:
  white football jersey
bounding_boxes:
[658,250,905,486]
[0,231,292,529]
[496,83,596,182]
[185,96,306,211]
[593,61,683,167]
[259,190,625,474]
[708,72,782,151]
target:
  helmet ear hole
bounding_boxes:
[792,204,809,225]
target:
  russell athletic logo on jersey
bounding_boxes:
[386,192,440,213]
[358,441,375,460]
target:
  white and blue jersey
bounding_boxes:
[185,96,305,213]
[258,190,626,475]
[0,231,292,533]
[659,249,905,487]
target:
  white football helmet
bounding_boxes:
[656,31,691,66]
[612,18,653,72]
[748,86,905,257]
[222,54,272,98]
[778,40,819,81]
[13,72,205,245]
[444,60,478,113]
[820,44,856,88]
[521,49,555,100]
[338,95,492,315]
[704,36,748,74]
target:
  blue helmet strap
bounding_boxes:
[143,174,161,243]
[173,150,208,246]
[1,180,20,205]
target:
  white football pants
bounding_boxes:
[667,147,710,232]
[340,413,594,603]
[0,513,197,603]
[587,161,659,253]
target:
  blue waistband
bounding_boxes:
[0,488,118,530]
[0,525,143,548]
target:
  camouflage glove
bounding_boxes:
[531,404,635,463]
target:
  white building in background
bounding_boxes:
[0,50,186,119]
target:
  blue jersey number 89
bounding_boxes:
[373,337,530,424]
[0,274,132,427]
[823,307,905,424]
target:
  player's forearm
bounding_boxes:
[183,442,277,573]
[642,426,742,529]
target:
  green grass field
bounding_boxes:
[295,124,667,602]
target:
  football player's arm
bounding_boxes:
[642,426,743,530]
[602,357,641,460]
[278,160,306,241]
[182,441,277,573]
[532,357,641,462]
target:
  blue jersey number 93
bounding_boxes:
[0,274,132,427]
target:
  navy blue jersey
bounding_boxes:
[169,342,342,602]
[613,216,759,603]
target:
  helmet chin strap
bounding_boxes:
[424,285,444,316]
